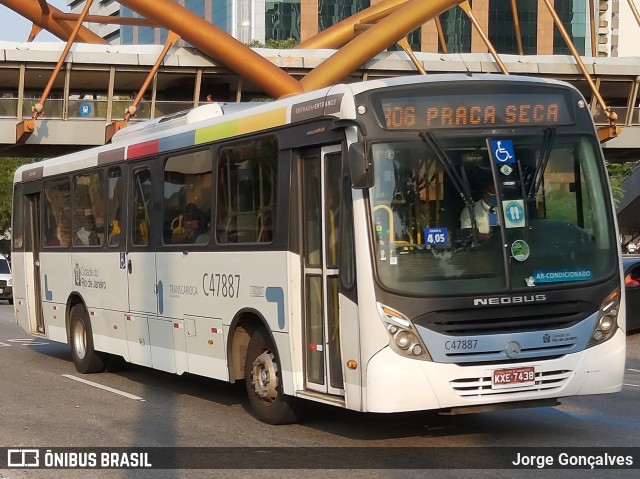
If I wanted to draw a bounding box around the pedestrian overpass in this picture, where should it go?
[3,41,640,237]
[2,41,640,159]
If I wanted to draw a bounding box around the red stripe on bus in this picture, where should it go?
[128,139,160,159]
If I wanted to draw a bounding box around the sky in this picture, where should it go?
[0,0,68,42]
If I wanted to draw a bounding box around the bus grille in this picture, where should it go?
[450,369,572,398]
[415,302,595,335]
[0,280,6,288]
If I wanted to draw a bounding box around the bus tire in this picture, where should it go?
[244,328,299,424]
[70,304,106,374]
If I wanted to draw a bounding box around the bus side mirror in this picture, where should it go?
[348,142,373,189]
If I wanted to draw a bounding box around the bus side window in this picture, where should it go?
[73,172,104,247]
[12,184,24,251]
[107,167,122,247]
[43,177,72,247]
[132,169,152,246]
[163,149,213,246]
[216,137,278,244]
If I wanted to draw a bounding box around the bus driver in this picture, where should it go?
[460,179,499,241]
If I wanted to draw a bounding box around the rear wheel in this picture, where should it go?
[244,328,299,424]
[70,304,106,373]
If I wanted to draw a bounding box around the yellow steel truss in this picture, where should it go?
[1,0,627,142]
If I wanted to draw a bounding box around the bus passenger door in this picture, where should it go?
[301,146,344,396]
[127,166,158,315]
[24,193,45,334]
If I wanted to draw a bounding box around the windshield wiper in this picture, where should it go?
[528,127,556,199]
[420,131,483,244]
[420,131,474,206]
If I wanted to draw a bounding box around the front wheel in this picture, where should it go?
[70,304,106,374]
[244,328,299,424]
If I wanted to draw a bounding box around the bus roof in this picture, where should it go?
[14,73,579,185]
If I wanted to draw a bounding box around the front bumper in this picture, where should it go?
[364,328,625,413]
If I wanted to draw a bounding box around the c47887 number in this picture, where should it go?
[203,273,240,298]
[444,339,478,351]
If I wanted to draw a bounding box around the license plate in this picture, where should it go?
[492,366,535,388]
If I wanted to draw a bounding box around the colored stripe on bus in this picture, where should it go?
[128,139,160,159]
[194,108,287,144]
[237,108,287,134]
[195,120,237,144]
[159,131,195,153]
[98,147,125,165]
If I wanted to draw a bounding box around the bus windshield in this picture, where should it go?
[367,133,617,295]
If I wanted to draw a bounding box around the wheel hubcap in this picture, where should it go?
[251,350,278,402]
[73,320,87,360]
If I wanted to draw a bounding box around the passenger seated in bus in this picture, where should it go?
[460,179,498,242]
[172,203,209,244]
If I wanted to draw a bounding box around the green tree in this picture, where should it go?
[0,157,36,235]
[247,38,298,49]
[606,161,638,208]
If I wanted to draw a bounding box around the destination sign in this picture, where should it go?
[377,92,573,129]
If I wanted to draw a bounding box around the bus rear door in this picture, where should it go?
[125,164,158,368]
[24,191,45,335]
[127,165,158,314]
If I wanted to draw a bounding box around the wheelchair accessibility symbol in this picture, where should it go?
[490,139,515,164]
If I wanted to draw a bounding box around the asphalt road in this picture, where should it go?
[0,302,639,479]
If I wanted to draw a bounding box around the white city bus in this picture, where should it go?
[12,74,625,424]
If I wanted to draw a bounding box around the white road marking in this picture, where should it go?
[628,368,640,373]
[7,338,50,346]
[62,374,146,401]
[623,383,640,388]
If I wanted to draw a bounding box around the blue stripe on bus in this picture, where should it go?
[265,287,285,330]
[157,280,164,315]
[159,131,195,154]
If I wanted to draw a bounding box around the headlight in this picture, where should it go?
[7,278,11,287]
[378,303,431,361]
[587,289,620,347]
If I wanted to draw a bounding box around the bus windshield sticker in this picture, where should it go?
[500,164,513,176]
[525,276,536,287]
[423,227,449,247]
[532,269,593,283]
[511,240,530,262]
[490,139,515,165]
[502,199,525,228]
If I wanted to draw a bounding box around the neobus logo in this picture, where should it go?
[473,294,547,306]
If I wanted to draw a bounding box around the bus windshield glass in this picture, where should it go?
[367,133,616,295]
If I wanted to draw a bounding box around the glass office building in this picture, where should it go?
[72,0,597,56]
